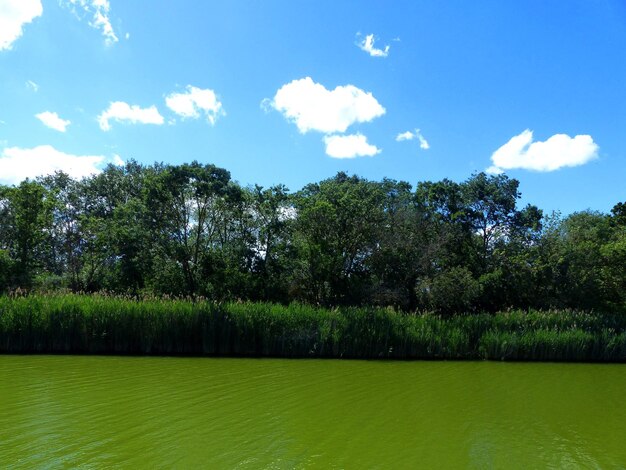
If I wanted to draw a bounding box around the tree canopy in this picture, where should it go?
[0,161,624,314]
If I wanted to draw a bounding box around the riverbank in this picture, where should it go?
[1,294,625,361]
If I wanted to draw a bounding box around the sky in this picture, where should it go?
[1,0,625,215]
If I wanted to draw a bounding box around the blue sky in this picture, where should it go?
[1,0,625,214]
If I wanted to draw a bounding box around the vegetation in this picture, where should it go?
[0,160,625,360]
[1,294,625,361]
[1,161,625,315]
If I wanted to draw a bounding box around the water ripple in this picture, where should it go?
[1,357,625,468]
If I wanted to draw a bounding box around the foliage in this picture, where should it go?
[0,164,623,314]
[1,294,625,362]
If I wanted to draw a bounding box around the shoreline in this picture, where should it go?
[1,351,626,364]
[1,294,625,362]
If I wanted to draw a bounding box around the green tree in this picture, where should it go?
[414,178,475,274]
[293,172,385,305]
[610,202,626,226]
[84,162,155,292]
[144,161,237,296]
[462,172,541,272]
[557,211,613,310]
[368,179,430,310]
[0,181,53,288]
[249,184,295,302]
[416,266,481,315]
[0,249,13,292]
[38,172,84,290]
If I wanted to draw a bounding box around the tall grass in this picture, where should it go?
[1,294,625,361]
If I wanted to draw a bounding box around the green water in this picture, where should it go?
[1,357,625,469]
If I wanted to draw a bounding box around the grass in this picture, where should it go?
[1,294,625,362]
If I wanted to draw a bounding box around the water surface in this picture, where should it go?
[1,356,625,468]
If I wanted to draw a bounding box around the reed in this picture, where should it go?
[1,294,625,362]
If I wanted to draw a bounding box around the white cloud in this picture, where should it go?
[165,85,225,125]
[35,111,71,132]
[111,154,125,166]
[0,145,121,184]
[61,0,118,46]
[357,33,390,58]
[26,80,39,92]
[260,98,273,114]
[485,166,504,175]
[418,135,430,150]
[98,101,164,131]
[396,131,414,141]
[323,133,381,159]
[487,129,599,174]
[396,128,430,149]
[269,77,385,134]
[0,0,42,51]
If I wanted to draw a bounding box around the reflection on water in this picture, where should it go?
[1,356,625,468]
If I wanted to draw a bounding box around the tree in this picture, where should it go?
[610,202,626,227]
[38,172,84,290]
[292,172,385,305]
[414,178,475,274]
[144,161,236,296]
[601,228,626,309]
[557,211,613,310]
[0,181,53,288]
[368,179,430,310]
[416,266,481,315]
[0,249,13,292]
[249,184,295,302]
[462,172,541,272]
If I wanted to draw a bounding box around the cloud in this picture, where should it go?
[35,111,71,132]
[0,0,43,51]
[0,145,121,184]
[396,131,414,142]
[396,128,430,149]
[323,133,381,159]
[165,85,225,124]
[269,77,385,134]
[111,154,125,166]
[26,80,39,92]
[487,129,599,174]
[357,33,390,58]
[418,135,430,150]
[61,0,118,46]
[260,98,273,113]
[98,101,164,131]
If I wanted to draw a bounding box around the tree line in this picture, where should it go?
[1,161,625,314]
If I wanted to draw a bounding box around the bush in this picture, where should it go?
[1,294,625,362]
[417,267,481,315]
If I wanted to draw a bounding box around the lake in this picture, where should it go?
[1,356,625,468]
